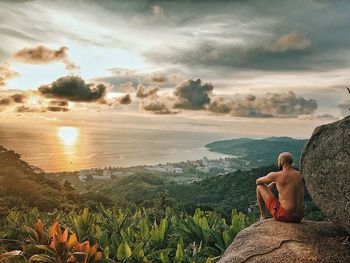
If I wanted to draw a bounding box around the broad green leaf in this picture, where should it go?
[160,251,169,263]
[175,243,183,261]
[117,241,132,261]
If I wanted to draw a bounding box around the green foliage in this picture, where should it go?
[1,206,251,262]
[205,137,307,168]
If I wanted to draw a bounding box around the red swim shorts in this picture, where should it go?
[265,196,303,223]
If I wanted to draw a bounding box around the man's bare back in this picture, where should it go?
[270,168,304,214]
[256,152,304,222]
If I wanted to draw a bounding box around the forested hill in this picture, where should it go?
[163,165,323,220]
[0,146,112,215]
[205,137,308,167]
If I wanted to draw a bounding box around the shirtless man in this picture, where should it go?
[256,152,304,223]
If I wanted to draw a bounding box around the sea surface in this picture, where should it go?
[0,121,231,172]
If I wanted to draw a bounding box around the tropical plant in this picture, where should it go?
[1,206,251,262]
[0,219,106,263]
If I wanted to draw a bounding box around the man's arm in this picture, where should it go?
[256,172,277,186]
[267,182,276,190]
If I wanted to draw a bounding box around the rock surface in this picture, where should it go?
[218,219,350,263]
[301,116,350,233]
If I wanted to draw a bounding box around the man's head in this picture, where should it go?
[278,152,293,170]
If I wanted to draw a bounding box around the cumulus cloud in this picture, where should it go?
[136,84,159,98]
[47,100,69,112]
[142,101,174,115]
[118,81,134,93]
[173,79,213,109]
[149,72,168,84]
[208,91,317,118]
[0,93,27,106]
[12,45,79,70]
[267,32,311,53]
[15,105,46,113]
[38,75,107,102]
[116,93,132,105]
[0,64,19,86]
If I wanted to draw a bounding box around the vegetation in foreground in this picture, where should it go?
[0,205,252,262]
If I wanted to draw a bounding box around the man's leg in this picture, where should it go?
[256,184,276,220]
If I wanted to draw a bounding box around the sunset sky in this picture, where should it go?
[1,0,350,168]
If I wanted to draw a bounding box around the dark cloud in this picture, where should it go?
[0,97,11,106]
[46,106,69,112]
[48,100,69,107]
[173,78,213,109]
[38,75,107,102]
[141,1,350,72]
[142,101,174,115]
[10,93,27,103]
[117,93,132,105]
[0,93,27,106]
[47,100,69,112]
[12,45,79,70]
[144,38,315,72]
[208,91,317,117]
[15,105,45,113]
[0,64,19,86]
[149,73,168,84]
[136,84,159,98]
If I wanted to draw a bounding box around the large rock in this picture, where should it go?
[301,116,350,233]
[218,219,350,263]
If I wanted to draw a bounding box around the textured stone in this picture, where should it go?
[218,219,350,263]
[301,116,350,233]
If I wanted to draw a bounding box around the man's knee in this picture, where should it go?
[256,184,266,192]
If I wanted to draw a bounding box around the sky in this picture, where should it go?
[0,0,350,139]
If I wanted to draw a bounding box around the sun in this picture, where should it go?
[58,127,79,146]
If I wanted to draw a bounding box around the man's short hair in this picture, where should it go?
[278,152,293,166]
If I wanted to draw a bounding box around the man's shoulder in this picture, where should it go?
[268,171,281,179]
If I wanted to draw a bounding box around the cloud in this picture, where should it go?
[144,39,315,72]
[0,64,19,86]
[0,93,27,106]
[118,81,135,93]
[38,75,107,102]
[337,100,350,116]
[267,32,311,53]
[142,100,173,115]
[173,79,213,109]
[12,45,79,70]
[116,93,132,105]
[316,114,337,120]
[15,105,45,113]
[136,84,159,98]
[208,91,317,117]
[149,72,168,84]
[47,100,69,112]
[152,5,164,16]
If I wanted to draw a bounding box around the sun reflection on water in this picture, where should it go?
[57,126,79,169]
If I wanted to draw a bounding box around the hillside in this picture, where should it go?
[0,146,111,215]
[205,137,307,167]
[62,164,323,221]
[163,165,323,220]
